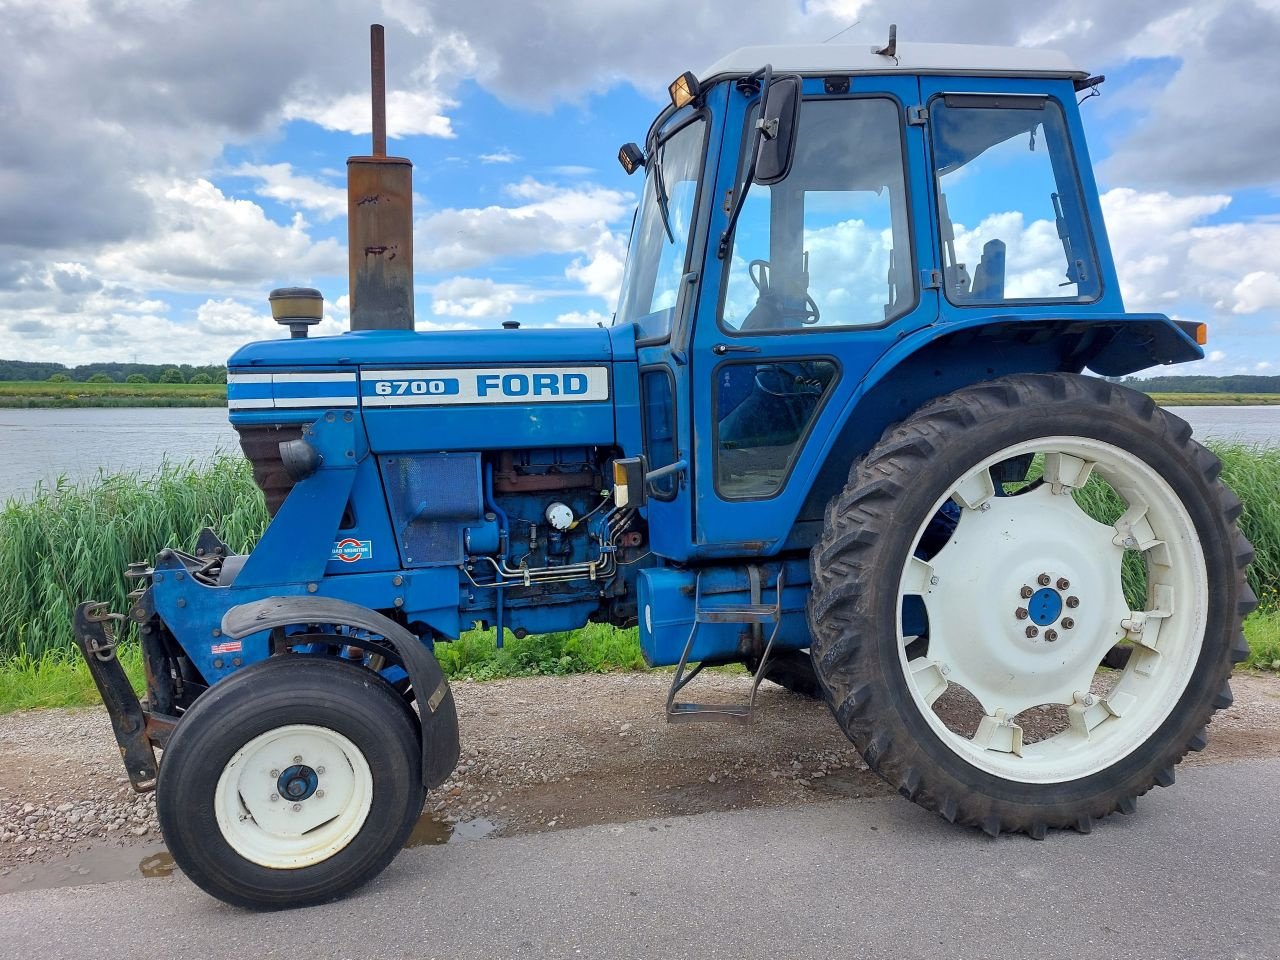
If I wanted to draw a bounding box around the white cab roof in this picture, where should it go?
[701,42,1088,82]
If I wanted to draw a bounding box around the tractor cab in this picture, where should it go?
[614,41,1138,562]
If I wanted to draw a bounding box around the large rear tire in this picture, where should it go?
[808,373,1255,837]
[157,656,423,909]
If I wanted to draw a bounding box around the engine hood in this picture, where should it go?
[228,325,628,368]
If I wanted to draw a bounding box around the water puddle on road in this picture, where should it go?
[0,813,502,896]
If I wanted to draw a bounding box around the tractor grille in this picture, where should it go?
[234,423,304,516]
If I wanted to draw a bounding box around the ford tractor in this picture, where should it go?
[73,26,1255,909]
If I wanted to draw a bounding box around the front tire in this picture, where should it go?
[809,373,1255,837]
[157,656,423,909]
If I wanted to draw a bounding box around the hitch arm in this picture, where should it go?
[73,602,159,792]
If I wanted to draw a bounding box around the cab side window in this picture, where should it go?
[930,95,1100,303]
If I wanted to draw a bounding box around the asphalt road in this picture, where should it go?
[2,759,1277,960]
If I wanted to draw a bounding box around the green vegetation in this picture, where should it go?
[87,373,114,384]
[1151,393,1280,406]
[158,367,185,384]
[126,373,150,384]
[1123,374,1280,395]
[0,380,225,408]
[0,442,1277,713]
[1,358,226,384]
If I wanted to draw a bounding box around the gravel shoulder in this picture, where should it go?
[3,670,1279,878]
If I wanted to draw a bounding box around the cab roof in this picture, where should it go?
[701,42,1088,82]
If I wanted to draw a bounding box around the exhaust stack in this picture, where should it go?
[347,24,415,331]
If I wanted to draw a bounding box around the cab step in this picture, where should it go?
[665,568,785,725]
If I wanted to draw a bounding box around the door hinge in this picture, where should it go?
[908,105,929,125]
[922,268,943,289]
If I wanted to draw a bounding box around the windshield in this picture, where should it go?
[615,116,707,340]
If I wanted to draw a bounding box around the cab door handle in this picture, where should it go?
[712,343,760,355]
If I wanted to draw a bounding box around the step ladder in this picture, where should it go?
[666,567,785,725]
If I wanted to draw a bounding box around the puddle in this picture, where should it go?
[0,813,502,896]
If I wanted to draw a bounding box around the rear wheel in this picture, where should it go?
[809,373,1254,837]
[157,656,423,909]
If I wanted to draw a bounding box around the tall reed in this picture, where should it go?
[0,458,266,658]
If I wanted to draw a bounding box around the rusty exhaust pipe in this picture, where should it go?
[347,23,414,331]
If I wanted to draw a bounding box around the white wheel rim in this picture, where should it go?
[214,724,374,869]
[896,436,1208,784]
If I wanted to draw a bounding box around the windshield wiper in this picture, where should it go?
[651,144,676,244]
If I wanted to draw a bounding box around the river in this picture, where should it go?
[1,404,1276,502]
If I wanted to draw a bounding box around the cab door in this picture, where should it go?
[687,74,938,555]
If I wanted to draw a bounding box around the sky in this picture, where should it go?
[1,0,1278,377]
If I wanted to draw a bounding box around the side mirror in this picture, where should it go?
[754,75,802,185]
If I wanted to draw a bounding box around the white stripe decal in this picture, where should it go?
[227,398,275,410]
[277,396,358,408]
[227,373,273,384]
[273,372,357,383]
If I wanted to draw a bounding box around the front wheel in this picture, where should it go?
[157,656,424,909]
[809,373,1255,837]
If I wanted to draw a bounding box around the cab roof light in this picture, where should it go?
[617,142,645,175]
[668,71,701,109]
[1195,323,1208,345]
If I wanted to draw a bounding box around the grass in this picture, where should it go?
[1147,393,1280,406]
[0,439,1277,714]
[0,380,225,408]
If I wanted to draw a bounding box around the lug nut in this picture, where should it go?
[1045,629,1059,642]
[292,803,302,812]
[1057,578,1070,590]
[316,789,325,799]
[270,769,280,778]
[1015,607,1029,620]
[1037,573,1051,586]
[1026,626,1039,638]
[269,793,279,802]
[293,755,303,763]
[1020,585,1034,599]
[1066,596,1080,608]
[1062,617,1075,629]
[316,766,325,775]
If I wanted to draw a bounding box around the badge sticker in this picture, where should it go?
[332,538,373,563]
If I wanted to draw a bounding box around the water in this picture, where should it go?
[0,408,238,501]
[0,404,1276,502]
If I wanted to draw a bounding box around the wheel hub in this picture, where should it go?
[1027,587,1063,626]
[277,764,319,802]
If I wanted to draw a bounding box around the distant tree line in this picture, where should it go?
[1118,374,1280,394]
[0,360,227,385]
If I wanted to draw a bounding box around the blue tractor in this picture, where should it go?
[74,26,1254,909]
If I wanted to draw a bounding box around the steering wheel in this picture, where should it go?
[747,259,821,325]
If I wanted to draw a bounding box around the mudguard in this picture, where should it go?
[220,596,460,789]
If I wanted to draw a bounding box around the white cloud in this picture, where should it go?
[1208,350,1228,362]
[230,163,347,220]
[95,178,345,291]
[283,89,458,140]
[565,230,628,309]
[479,150,519,164]
[416,178,632,272]
[430,276,545,318]
[551,309,610,327]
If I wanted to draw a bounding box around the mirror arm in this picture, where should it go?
[717,64,773,260]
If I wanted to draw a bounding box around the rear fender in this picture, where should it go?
[220,596,459,789]
[794,314,1200,528]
